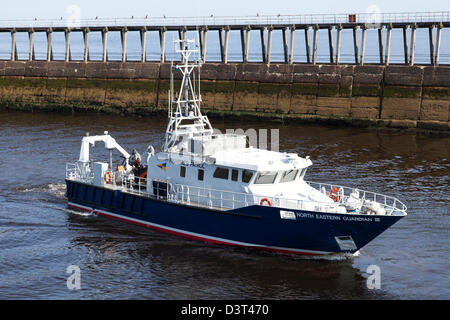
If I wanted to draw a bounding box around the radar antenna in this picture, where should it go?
[162,39,213,152]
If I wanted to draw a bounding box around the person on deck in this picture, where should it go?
[129,149,142,176]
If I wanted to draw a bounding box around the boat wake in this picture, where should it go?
[17,183,66,199]
[64,208,93,217]
[296,251,358,261]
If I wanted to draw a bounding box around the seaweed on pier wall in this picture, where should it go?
[0,61,448,132]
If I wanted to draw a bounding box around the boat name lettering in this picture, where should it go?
[343,216,373,222]
[296,212,315,219]
[315,214,341,221]
[295,212,341,220]
[295,213,376,222]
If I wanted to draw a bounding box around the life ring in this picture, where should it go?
[260,198,272,206]
[330,187,340,202]
[104,171,113,184]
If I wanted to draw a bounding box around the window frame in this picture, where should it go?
[242,170,254,184]
[254,171,278,184]
[280,169,299,183]
[198,169,204,181]
[213,167,229,180]
[231,169,239,182]
[299,168,307,179]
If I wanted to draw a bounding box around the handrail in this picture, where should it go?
[304,181,408,212]
[1,11,450,29]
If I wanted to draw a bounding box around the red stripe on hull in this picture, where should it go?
[68,204,92,212]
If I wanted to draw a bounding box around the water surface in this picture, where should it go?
[0,111,448,299]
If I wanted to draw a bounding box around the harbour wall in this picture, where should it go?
[0,60,449,131]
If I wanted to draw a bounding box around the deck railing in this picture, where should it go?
[65,162,407,216]
[305,181,408,213]
[66,162,94,183]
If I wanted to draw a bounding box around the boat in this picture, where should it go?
[65,39,407,257]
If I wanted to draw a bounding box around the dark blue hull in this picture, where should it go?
[65,180,404,256]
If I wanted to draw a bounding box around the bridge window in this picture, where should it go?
[242,170,253,183]
[213,167,229,180]
[231,169,239,182]
[180,166,186,178]
[198,169,204,181]
[280,169,298,183]
[254,171,278,184]
[299,168,307,179]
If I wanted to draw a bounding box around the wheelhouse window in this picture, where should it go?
[180,166,186,178]
[198,169,204,181]
[254,171,278,184]
[280,169,298,183]
[242,170,253,183]
[299,168,307,179]
[231,169,239,182]
[213,167,229,180]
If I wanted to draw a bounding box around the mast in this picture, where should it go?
[162,39,213,153]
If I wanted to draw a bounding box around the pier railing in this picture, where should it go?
[2,11,450,28]
[2,11,450,65]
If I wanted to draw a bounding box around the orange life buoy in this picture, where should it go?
[104,171,113,184]
[330,187,340,202]
[260,198,272,206]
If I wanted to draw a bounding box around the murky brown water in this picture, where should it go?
[0,110,448,299]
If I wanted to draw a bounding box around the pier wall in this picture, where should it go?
[0,60,448,131]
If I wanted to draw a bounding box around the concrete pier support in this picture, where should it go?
[159,28,166,63]
[409,24,416,66]
[28,29,34,61]
[11,30,17,61]
[335,25,342,64]
[121,28,127,62]
[178,29,186,50]
[352,26,359,64]
[435,23,442,66]
[360,25,367,65]
[245,28,250,63]
[46,29,53,62]
[260,28,266,63]
[312,26,318,65]
[198,28,208,62]
[385,25,392,65]
[328,27,334,64]
[288,26,295,64]
[219,27,229,64]
[83,28,89,63]
[102,28,108,62]
[267,27,273,64]
[65,29,71,62]
[140,28,147,62]
[178,29,186,61]
[304,27,311,64]
[403,26,409,65]
[378,27,384,64]
[240,27,250,63]
[429,25,435,65]
[282,27,288,63]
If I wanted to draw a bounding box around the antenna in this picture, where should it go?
[162,38,213,153]
[169,60,174,118]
